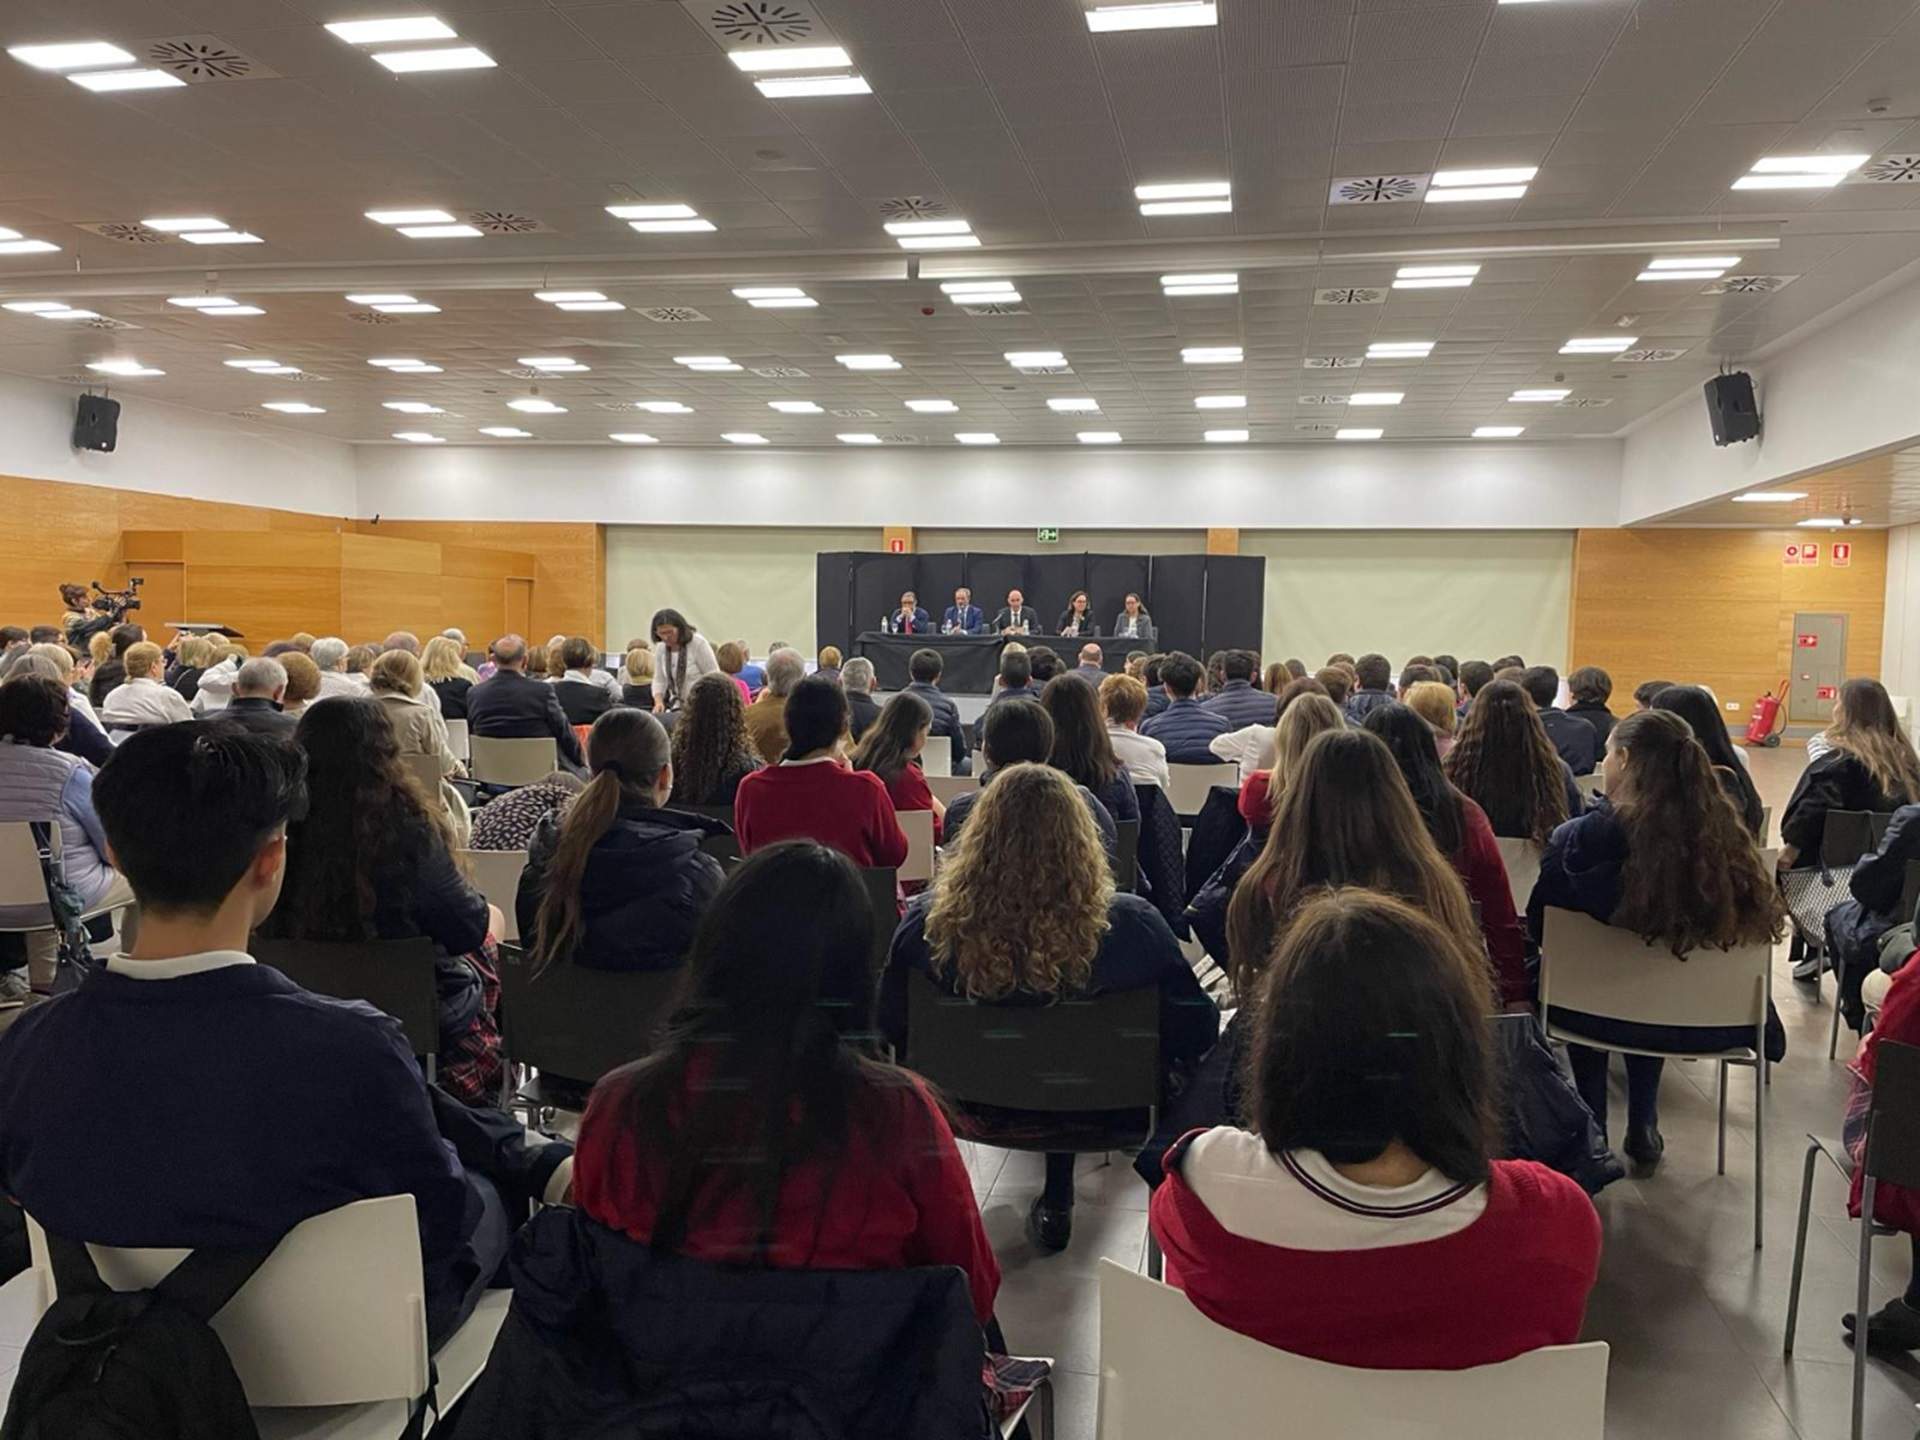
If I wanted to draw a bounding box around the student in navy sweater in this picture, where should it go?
[0,723,571,1349]
[1202,650,1279,730]
[1140,651,1231,762]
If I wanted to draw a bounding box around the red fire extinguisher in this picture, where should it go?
[1744,679,1787,747]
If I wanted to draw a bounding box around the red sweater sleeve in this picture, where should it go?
[888,765,942,844]
[865,773,910,869]
[895,1080,1000,1323]
[1458,800,1529,1004]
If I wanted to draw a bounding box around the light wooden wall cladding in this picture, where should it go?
[1568,529,1887,721]
[348,519,603,646]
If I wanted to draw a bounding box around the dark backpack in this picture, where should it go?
[0,1232,275,1440]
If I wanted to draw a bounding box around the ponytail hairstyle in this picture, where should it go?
[532,707,672,974]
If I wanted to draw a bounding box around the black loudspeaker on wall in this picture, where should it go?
[1702,371,1760,447]
[73,393,121,453]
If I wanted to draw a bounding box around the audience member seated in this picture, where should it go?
[620,646,654,711]
[1826,796,1920,1035]
[713,640,756,704]
[815,644,843,686]
[1232,691,1344,835]
[1521,666,1597,776]
[23,645,110,765]
[735,645,765,694]
[1403,680,1459,757]
[1140,651,1231,762]
[1073,643,1105,684]
[553,636,616,727]
[905,647,970,774]
[1651,684,1764,839]
[423,635,474,720]
[1455,659,1494,711]
[987,648,1039,710]
[944,698,1118,857]
[371,648,471,841]
[309,636,362,701]
[167,634,214,704]
[1142,654,1170,717]
[1313,664,1351,709]
[743,647,804,765]
[1029,646,1066,686]
[383,630,422,657]
[652,609,719,714]
[189,643,245,715]
[1361,704,1529,1005]
[1632,678,1675,711]
[466,633,584,770]
[882,764,1217,1250]
[85,631,122,711]
[1443,679,1580,843]
[1781,677,1919,868]
[470,770,584,852]
[841,656,882,740]
[1527,710,1785,1169]
[519,708,724,977]
[1566,666,1617,747]
[100,641,193,730]
[1151,888,1600,1369]
[1834,960,1920,1350]
[1042,673,1141,841]
[733,676,908,870]
[1101,673,1170,790]
[260,698,505,1106]
[1341,653,1395,724]
[667,673,763,809]
[1211,676,1332,787]
[217,656,299,739]
[0,725,571,1351]
[851,691,944,844]
[1204,649,1279,729]
[278,651,321,718]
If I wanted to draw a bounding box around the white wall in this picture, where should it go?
[1883,524,1920,702]
[0,370,357,514]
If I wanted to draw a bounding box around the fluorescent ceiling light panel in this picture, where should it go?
[1559,336,1635,353]
[38,307,97,318]
[1194,395,1245,409]
[383,402,443,414]
[1078,431,1122,444]
[1181,346,1242,363]
[1204,429,1249,443]
[747,295,818,307]
[604,203,698,220]
[325,17,458,44]
[8,41,135,70]
[86,359,162,376]
[371,45,495,72]
[609,433,657,444]
[210,305,265,316]
[1509,387,1569,401]
[955,433,999,445]
[1636,268,1725,281]
[1162,282,1238,295]
[1732,490,1809,503]
[169,295,239,308]
[1431,167,1537,188]
[1048,398,1100,413]
[1392,276,1475,288]
[397,223,481,238]
[1648,256,1740,270]
[508,398,566,413]
[142,217,225,233]
[559,300,624,311]
[1798,517,1848,528]
[0,240,58,255]
[479,426,531,437]
[1423,185,1526,203]
[884,220,972,236]
[837,353,900,370]
[1335,427,1383,440]
[636,401,692,413]
[392,432,443,443]
[1730,173,1844,190]
[754,74,871,97]
[262,401,324,414]
[1367,341,1433,357]
[373,302,440,313]
[898,234,981,249]
[0,228,18,242]
[941,280,1016,294]
[255,365,303,375]
[1397,264,1482,278]
[674,355,740,371]
[1139,198,1231,215]
[1006,350,1066,368]
[1474,426,1525,438]
[2,300,66,313]
[365,209,454,226]
[1087,2,1218,31]
[769,400,822,413]
[1749,154,1869,174]
[369,357,426,367]
[1135,181,1230,200]
[180,230,263,245]
[520,356,579,368]
[726,45,852,73]
[723,432,769,444]
[69,69,184,91]
[628,219,716,233]
[1348,392,1404,406]
[225,358,279,369]
[536,290,607,303]
[837,433,881,444]
[731,286,806,299]
[347,293,417,306]
[905,399,957,413]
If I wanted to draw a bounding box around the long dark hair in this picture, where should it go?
[669,674,760,806]
[1652,684,1764,839]
[650,608,694,648]
[1040,673,1119,791]
[534,709,672,974]
[602,843,909,1257]
[850,690,932,782]
[652,608,695,707]
[276,697,451,941]
[1362,701,1465,855]
[1826,677,1920,804]
[1443,679,1568,844]
[1607,709,1785,956]
[782,675,849,760]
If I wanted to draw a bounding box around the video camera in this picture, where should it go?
[62,577,143,646]
[86,576,144,623]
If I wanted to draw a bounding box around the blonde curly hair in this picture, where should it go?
[923,762,1113,1000]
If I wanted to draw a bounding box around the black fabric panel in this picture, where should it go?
[850,553,917,640]
[855,635,1002,692]
[912,553,969,627]
[966,554,1031,623]
[1027,553,1091,634]
[1087,555,1152,642]
[815,553,856,657]
[1147,555,1207,657]
[1202,555,1267,659]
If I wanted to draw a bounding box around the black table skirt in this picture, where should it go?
[855,632,1004,692]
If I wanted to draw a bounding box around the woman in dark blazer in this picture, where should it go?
[1056,590,1099,638]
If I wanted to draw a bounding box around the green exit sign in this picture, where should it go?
[1036,527,1060,544]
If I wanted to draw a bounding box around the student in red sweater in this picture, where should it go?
[1361,702,1530,1005]
[572,842,1000,1323]
[851,690,944,845]
[1152,888,1600,1370]
[733,675,909,870]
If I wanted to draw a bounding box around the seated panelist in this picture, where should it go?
[991,589,1040,637]
[884,590,931,635]
[943,588,985,635]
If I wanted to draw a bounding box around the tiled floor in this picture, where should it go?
[971,743,1920,1440]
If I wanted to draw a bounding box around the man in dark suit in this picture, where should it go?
[1073,643,1106,685]
[906,647,971,773]
[465,633,584,768]
[842,657,883,741]
[884,591,931,635]
[943,587,984,635]
[220,657,299,739]
[991,589,1040,636]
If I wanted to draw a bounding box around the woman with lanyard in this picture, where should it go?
[649,608,720,716]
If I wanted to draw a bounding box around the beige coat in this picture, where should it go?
[375,689,471,845]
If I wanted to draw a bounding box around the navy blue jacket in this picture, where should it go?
[1342,687,1395,725]
[1540,708,1599,777]
[944,771,1116,857]
[466,669,584,766]
[907,680,970,772]
[883,607,931,635]
[1827,802,1920,972]
[1203,679,1278,730]
[1140,696,1232,764]
[942,604,984,635]
[56,705,112,767]
[1144,685,1170,719]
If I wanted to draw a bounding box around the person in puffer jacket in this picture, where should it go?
[517,707,725,975]
[1201,650,1279,730]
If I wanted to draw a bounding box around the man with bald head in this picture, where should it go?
[465,633,583,768]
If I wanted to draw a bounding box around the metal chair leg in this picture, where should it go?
[1830,980,1845,1060]
[1785,1138,1823,1354]
[1717,1061,1728,1175]
[1854,1175,1877,1440]
[1036,1375,1054,1440]
[1754,1056,1766,1250]
[1144,1229,1163,1281]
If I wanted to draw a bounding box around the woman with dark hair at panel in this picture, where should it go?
[260,697,505,1106]
[1362,703,1529,1005]
[1651,684,1765,840]
[733,675,908,870]
[1113,593,1154,645]
[666,673,763,810]
[519,707,725,977]
[882,764,1216,1250]
[851,690,944,844]
[1057,589,1098,638]
[649,608,720,715]
[1041,673,1140,838]
[1443,678,1580,844]
[1151,889,1599,1369]
[1528,709,1786,1169]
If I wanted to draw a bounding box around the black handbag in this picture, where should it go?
[27,821,98,991]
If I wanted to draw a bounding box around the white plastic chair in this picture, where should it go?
[1575,772,1605,800]
[919,743,953,778]
[897,808,936,884]
[444,718,470,763]
[469,736,558,787]
[458,848,530,944]
[0,820,131,935]
[1492,836,1542,917]
[21,1196,506,1434]
[1164,762,1237,819]
[927,774,979,807]
[1093,1260,1608,1440]
[1540,904,1773,1247]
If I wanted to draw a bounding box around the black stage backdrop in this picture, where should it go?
[815,551,1265,678]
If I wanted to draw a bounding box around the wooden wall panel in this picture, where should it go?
[184,566,344,646]
[1568,528,1888,722]
[440,574,509,645]
[340,568,444,643]
[351,518,602,644]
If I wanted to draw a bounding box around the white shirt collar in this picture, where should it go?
[105,950,255,981]
[780,753,842,767]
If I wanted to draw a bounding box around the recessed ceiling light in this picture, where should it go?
[397,224,482,239]
[325,17,458,44]
[7,41,135,70]
[1637,268,1728,281]
[754,74,871,97]
[898,233,981,250]
[1432,167,1537,188]
[180,230,263,245]
[225,357,279,369]
[1348,392,1404,406]
[209,305,265,316]
[837,353,901,370]
[508,398,566,414]
[610,433,658,444]
[769,400,823,414]
[38,307,97,318]
[86,359,164,377]
[383,402,444,414]
[0,239,59,255]
[1393,263,1479,289]
[837,433,882,444]
[2,300,67,313]
[732,286,805,299]
[1367,340,1433,358]
[1749,154,1868,174]
[365,209,454,226]
[535,290,605,303]
[941,280,1016,295]
[1509,387,1570,402]
[723,432,769,445]
[1006,350,1067,369]
[142,217,226,233]
[1647,256,1740,270]
[1798,517,1850,528]
[1048,398,1100,413]
[1732,490,1809,503]
[1425,185,1526,203]
[674,355,741,372]
[1559,336,1635,353]
[727,44,852,72]
[1140,199,1232,216]
[1474,426,1525,438]
[262,401,325,414]
[369,357,425,367]
[388,364,439,373]
[1194,395,1245,409]
[955,432,1000,445]
[603,203,695,224]
[1335,427,1383,440]
[374,302,440,314]
[1181,345,1242,363]
[747,295,818,307]
[480,426,531,438]
[346,293,418,306]
[1204,429,1249,443]
[371,45,495,73]
[169,295,239,308]
[1087,2,1218,32]
[884,219,971,236]
[393,431,443,443]
[628,218,717,233]
[1078,431,1122,444]
[519,356,580,369]
[255,365,303,375]
[1161,271,1238,296]
[636,401,692,414]
[1135,181,1230,200]
[69,69,185,91]
[905,399,957,413]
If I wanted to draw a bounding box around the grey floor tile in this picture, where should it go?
[1753,1354,1920,1440]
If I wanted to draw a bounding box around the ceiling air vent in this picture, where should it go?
[1294,422,1341,433]
[347,310,400,325]
[81,316,138,331]
[1296,395,1349,405]
[960,301,1029,316]
[640,307,711,323]
[1853,156,1920,184]
[878,196,950,221]
[750,365,810,378]
[1702,275,1798,294]
[1303,356,1363,369]
[877,434,922,445]
[77,222,172,245]
[143,35,279,82]
[1314,287,1386,305]
[690,1,821,45]
[1328,175,1427,205]
[1556,397,1613,408]
[1616,348,1686,363]
[829,407,877,418]
[465,210,550,234]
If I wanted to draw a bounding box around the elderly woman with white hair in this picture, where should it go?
[308,636,365,701]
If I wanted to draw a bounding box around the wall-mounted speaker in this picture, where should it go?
[73,393,121,453]
[1703,371,1760,447]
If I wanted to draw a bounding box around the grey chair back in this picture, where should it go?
[861,867,899,972]
[497,943,684,1090]
[1821,810,1878,869]
[251,937,439,1059]
[1867,1040,1920,1191]
[1112,818,1139,894]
